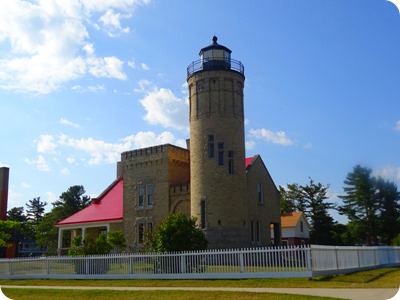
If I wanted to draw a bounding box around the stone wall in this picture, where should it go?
[121,144,190,249]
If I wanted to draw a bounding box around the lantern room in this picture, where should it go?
[187,36,244,79]
[199,35,231,70]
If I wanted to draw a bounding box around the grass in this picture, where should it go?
[1,267,399,288]
[1,267,398,299]
[1,289,337,300]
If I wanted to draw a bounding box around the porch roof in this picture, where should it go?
[56,178,123,226]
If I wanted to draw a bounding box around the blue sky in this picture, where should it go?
[1,0,399,224]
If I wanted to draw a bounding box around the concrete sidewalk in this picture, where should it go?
[1,285,399,300]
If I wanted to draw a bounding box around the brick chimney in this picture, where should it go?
[0,167,9,221]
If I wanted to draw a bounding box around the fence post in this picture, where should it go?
[305,246,312,273]
[239,252,244,273]
[129,256,134,274]
[85,258,89,274]
[335,247,339,270]
[47,258,50,275]
[386,247,390,265]
[180,253,186,274]
[8,259,13,276]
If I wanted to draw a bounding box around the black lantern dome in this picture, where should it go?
[187,36,244,78]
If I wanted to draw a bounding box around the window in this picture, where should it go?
[138,186,144,207]
[251,221,261,244]
[257,182,264,204]
[300,221,304,232]
[218,142,224,165]
[256,221,261,243]
[208,135,214,158]
[146,184,154,206]
[228,151,234,174]
[147,222,153,234]
[200,200,206,229]
[138,223,144,244]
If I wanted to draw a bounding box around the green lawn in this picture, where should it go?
[1,289,338,300]
[1,267,398,300]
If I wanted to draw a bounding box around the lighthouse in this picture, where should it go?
[187,36,248,248]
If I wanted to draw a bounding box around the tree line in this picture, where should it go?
[2,185,91,255]
[280,164,400,246]
[1,163,399,255]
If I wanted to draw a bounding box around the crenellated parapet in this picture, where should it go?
[169,183,190,195]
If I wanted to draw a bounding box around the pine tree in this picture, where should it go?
[282,178,337,245]
[26,197,47,226]
[339,165,380,245]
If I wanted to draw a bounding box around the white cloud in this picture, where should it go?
[60,118,80,128]
[245,140,256,150]
[99,9,130,37]
[36,134,58,153]
[0,0,149,94]
[30,130,185,168]
[124,131,186,148]
[46,191,57,204]
[127,60,136,69]
[66,157,78,165]
[58,134,130,165]
[7,188,22,208]
[139,87,189,131]
[71,84,105,93]
[141,63,150,70]
[249,128,293,146]
[83,43,95,56]
[61,167,70,175]
[134,79,153,93]
[395,120,400,132]
[21,182,31,189]
[374,166,400,182]
[88,56,126,80]
[25,155,51,172]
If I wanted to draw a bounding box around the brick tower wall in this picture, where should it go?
[188,70,248,249]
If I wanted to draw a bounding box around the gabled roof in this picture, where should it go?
[56,178,123,227]
[281,212,307,228]
[245,155,279,193]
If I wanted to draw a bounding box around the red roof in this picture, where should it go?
[245,156,254,168]
[56,178,123,226]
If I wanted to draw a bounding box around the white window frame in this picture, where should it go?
[146,184,154,207]
[138,186,144,208]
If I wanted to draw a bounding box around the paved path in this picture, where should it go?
[1,285,399,300]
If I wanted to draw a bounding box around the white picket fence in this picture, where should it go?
[0,245,399,280]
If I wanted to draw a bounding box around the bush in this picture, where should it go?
[67,230,126,275]
[67,230,126,256]
[145,212,208,253]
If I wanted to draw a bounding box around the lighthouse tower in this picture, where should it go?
[187,36,248,248]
